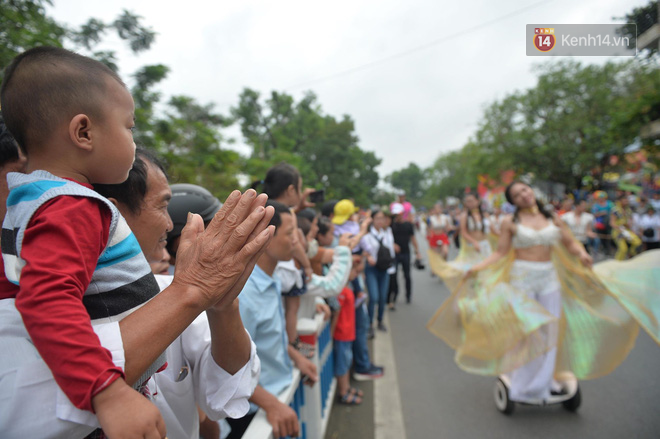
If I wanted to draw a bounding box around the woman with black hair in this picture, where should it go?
[428,180,660,407]
[459,192,491,260]
[362,209,396,333]
[463,181,590,402]
[427,193,492,291]
[252,163,315,355]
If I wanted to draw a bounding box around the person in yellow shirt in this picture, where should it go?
[610,194,642,260]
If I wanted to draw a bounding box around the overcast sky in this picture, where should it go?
[49,0,646,178]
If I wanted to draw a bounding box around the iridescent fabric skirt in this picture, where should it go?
[427,247,660,381]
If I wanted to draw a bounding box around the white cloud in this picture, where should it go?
[48,0,647,177]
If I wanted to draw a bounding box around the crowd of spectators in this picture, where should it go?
[422,188,660,263]
[0,46,428,439]
[1,45,657,439]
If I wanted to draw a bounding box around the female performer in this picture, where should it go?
[427,181,660,404]
[459,192,492,264]
[469,181,590,402]
[427,203,452,260]
[428,193,492,291]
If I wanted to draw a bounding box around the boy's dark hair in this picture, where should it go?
[296,214,312,237]
[297,207,316,223]
[1,46,125,153]
[94,148,167,215]
[0,112,20,166]
[317,215,333,236]
[266,200,292,231]
[251,162,300,200]
[320,200,338,218]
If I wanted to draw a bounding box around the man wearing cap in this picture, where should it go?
[166,183,223,269]
[390,202,421,305]
[391,191,415,223]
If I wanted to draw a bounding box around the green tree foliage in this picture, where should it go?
[0,0,65,78]
[385,163,426,202]
[421,59,659,200]
[1,1,243,200]
[131,64,171,149]
[424,144,482,204]
[129,66,243,199]
[0,2,155,78]
[616,1,659,57]
[151,96,241,199]
[232,88,382,207]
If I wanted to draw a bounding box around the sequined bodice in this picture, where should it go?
[512,223,561,249]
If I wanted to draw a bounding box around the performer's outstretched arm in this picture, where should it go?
[555,215,593,268]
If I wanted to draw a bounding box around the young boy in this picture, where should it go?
[0,47,166,438]
[230,201,318,439]
[334,254,364,405]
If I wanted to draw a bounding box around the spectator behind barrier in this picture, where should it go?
[255,163,314,368]
[229,201,318,439]
[165,182,222,268]
[0,47,272,439]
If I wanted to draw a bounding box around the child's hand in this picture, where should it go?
[92,379,166,439]
[315,302,331,321]
[359,217,372,234]
[303,265,313,283]
[338,233,352,247]
[300,187,317,209]
[265,400,299,438]
[306,216,319,242]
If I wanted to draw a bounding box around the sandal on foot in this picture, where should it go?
[338,391,362,405]
[348,387,364,398]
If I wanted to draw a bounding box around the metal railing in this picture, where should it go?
[243,313,336,439]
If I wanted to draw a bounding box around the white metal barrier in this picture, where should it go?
[243,313,336,439]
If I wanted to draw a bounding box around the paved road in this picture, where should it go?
[388,239,660,439]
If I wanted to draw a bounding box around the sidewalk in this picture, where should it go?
[324,312,406,439]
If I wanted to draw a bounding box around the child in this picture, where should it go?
[334,254,364,404]
[230,201,318,439]
[0,47,166,438]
